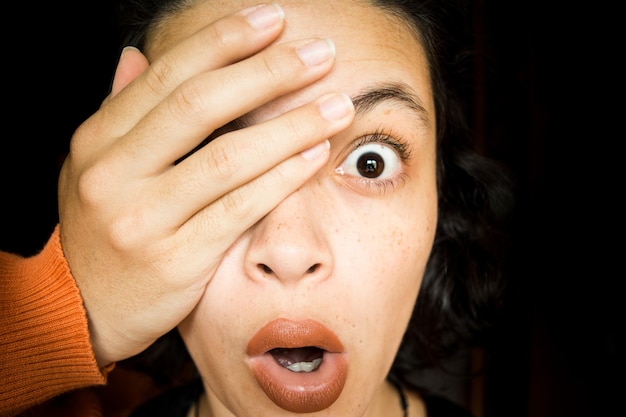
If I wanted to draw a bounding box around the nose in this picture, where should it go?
[244,189,332,286]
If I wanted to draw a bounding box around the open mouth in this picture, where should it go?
[247,319,348,413]
[270,346,324,372]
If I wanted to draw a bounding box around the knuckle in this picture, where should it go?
[218,189,249,220]
[67,123,91,159]
[170,78,208,124]
[76,163,114,207]
[258,51,288,83]
[204,140,240,180]
[204,19,235,51]
[67,116,107,161]
[256,41,313,86]
[268,161,291,182]
[144,58,177,96]
[107,208,147,252]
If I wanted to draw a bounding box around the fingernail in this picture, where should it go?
[296,38,335,66]
[318,93,354,121]
[112,46,141,95]
[245,3,284,30]
[116,46,140,69]
[121,45,140,58]
[301,140,330,161]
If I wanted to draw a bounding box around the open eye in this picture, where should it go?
[339,142,401,180]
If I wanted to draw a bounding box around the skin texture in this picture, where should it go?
[155,1,438,416]
[57,0,437,415]
[58,3,353,366]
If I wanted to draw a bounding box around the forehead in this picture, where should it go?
[149,0,434,121]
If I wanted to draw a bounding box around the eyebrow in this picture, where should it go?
[350,82,431,129]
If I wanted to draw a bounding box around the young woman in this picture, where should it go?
[3,1,511,416]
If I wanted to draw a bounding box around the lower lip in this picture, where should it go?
[248,352,348,413]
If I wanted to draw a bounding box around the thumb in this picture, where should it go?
[110,46,149,97]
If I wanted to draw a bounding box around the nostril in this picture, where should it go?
[255,263,323,278]
[259,264,273,274]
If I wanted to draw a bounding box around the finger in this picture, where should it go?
[81,4,287,150]
[111,37,338,176]
[148,92,355,229]
[180,139,332,258]
[108,47,150,99]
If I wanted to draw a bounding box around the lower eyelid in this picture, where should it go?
[339,175,405,196]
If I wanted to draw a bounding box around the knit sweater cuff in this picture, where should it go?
[0,225,108,416]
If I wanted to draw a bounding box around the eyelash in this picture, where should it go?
[337,129,412,194]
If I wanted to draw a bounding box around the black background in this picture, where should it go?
[1,1,620,416]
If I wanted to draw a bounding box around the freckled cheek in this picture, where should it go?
[368,212,435,304]
[341,223,426,367]
[386,236,425,300]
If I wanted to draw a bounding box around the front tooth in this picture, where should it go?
[286,358,322,372]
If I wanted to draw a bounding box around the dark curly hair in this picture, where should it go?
[114,0,514,396]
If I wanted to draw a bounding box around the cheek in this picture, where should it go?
[353,227,428,323]
[337,198,435,337]
[178,285,266,408]
[178,299,235,370]
[343,195,435,291]
[328,210,432,389]
[178,247,253,375]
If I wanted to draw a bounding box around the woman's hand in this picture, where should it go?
[57,4,355,367]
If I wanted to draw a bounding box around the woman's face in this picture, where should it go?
[157,1,438,415]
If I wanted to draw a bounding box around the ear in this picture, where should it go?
[110,46,150,97]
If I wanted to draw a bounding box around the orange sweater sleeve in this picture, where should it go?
[0,225,107,417]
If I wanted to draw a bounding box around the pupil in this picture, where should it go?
[358,152,384,178]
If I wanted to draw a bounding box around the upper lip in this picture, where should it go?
[246,318,345,356]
